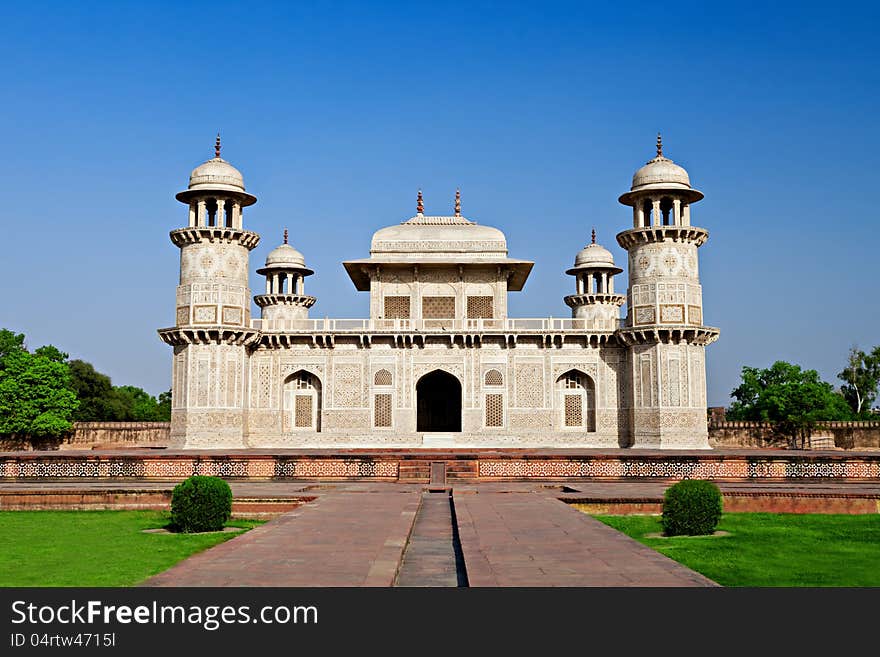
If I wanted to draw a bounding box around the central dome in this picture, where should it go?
[343,195,535,292]
[370,214,508,259]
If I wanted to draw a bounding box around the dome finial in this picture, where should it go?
[417,189,424,215]
[215,132,222,159]
[656,132,663,158]
[454,189,461,216]
[591,227,596,244]
[283,228,288,245]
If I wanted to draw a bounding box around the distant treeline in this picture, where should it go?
[0,328,169,441]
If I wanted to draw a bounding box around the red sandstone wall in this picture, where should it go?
[708,421,880,450]
[0,422,171,451]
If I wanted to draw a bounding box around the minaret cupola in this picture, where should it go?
[175,134,257,230]
[254,229,317,324]
[564,229,625,329]
[618,133,703,230]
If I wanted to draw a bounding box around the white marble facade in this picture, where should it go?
[159,136,719,449]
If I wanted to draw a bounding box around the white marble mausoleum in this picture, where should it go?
[159,135,719,449]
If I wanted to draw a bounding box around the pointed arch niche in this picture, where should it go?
[283,370,322,432]
[556,370,596,432]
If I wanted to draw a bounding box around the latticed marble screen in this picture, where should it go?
[374,369,392,386]
[422,296,455,319]
[467,296,494,319]
[484,369,503,386]
[384,296,410,319]
[295,395,313,428]
[564,394,582,427]
[374,393,392,428]
[485,393,504,427]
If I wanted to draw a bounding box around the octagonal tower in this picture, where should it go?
[158,136,261,448]
[616,135,719,448]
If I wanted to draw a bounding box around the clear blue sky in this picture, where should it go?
[1,1,877,407]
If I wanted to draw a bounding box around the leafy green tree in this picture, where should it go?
[0,329,79,440]
[0,329,27,363]
[157,389,171,421]
[728,360,852,448]
[838,346,880,418]
[113,385,167,421]
[68,359,121,421]
[69,360,169,421]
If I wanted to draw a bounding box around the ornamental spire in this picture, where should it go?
[283,228,288,245]
[215,132,222,158]
[454,189,461,216]
[591,227,596,244]
[656,132,663,158]
[417,189,424,215]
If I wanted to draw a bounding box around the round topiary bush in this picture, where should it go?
[170,475,232,533]
[661,479,722,536]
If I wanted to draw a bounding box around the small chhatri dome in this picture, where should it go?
[574,242,615,268]
[176,134,257,206]
[257,229,314,276]
[567,230,622,275]
[619,133,703,205]
[266,243,306,269]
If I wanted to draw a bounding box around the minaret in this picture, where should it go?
[254,229,316,326]
[158,136,261,448]
[616,135,719,448]
[564,229,626,331]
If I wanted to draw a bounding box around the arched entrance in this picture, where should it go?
[416,370,462,432]
[282,370,322,432]
[556,370,596,432]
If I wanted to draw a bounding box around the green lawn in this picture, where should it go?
[0,511,263,587]
[589,512,880,587]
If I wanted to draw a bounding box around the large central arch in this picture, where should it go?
[416,370,462,432]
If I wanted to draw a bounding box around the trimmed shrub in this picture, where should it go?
[661,479,722,536]
[170,475,232,533]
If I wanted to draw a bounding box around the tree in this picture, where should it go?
[0,329,26,363]
[68,359,120,421]
[157,389,171,421]
[69,359,169,421]
[114,385,167,421]
[838,346,880,418]
[727,361,852,448]
[0,329,79,441]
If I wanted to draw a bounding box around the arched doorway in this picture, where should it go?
[556,370,596,432]
[416,370,462,432]
[283,370,322,432]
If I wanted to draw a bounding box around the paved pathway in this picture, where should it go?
[144,485,716,587]
[145,490,420,587]
[455,490,716,586]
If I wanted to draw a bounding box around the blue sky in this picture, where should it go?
[0,1,877,406]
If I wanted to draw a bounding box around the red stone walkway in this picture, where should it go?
[454,490,716,586]
[143,484,716,587]
[145,489,421,587]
